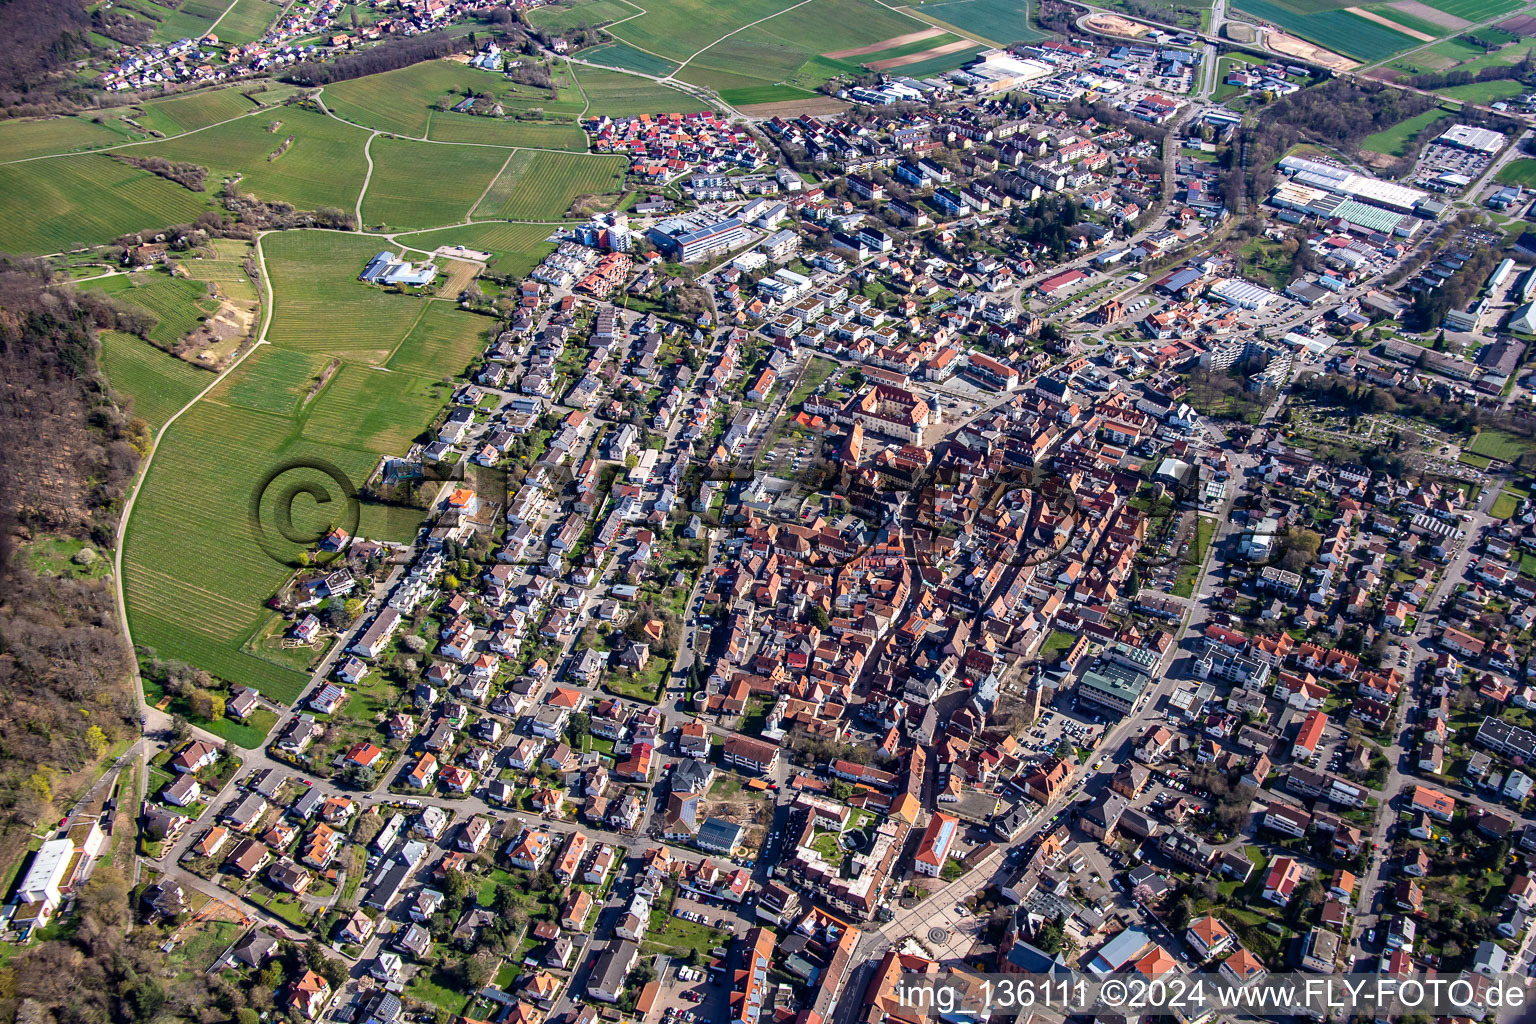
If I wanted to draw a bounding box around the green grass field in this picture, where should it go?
[470,149,626,220]
[1468,429,1535,463]
[362,137,511,230]
[212,0,282,44]
[1420,0,1522,18]
[98,330,216,430]
[385,304,491,377]
[678,0,938,92]
[151,0,228,42]
[139,104,370,213]
[83,270,222,349]
[393,221,559,276]
[1436,79,1524,104]
[718,84,822,105]
[909,0,1047,44]
[262,231,429,357]
[1359,107,1453,156]
[1497,159,1536,187]
[606,0,794,63]
[579,41,682,77]
[304,362,452,451]
[571,64,715,116]
[527,0,640,31]
[1231,0,1420,61]
[324,59,583,138]
[135,88,261,136]
[0,116,137,160]
[210,346,331,416]
[122,231,461,701]
[0,153,211,253]
[886,44,985,77]
[424,111,586,149]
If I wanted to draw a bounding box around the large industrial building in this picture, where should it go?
[1276,155,1429,215]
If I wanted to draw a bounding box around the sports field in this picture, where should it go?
[98,330,215,430]
[528,0,640,31]
[470,149,627,221]
[571,64,717,116]
[1232,0,1422,61]
[362,138,512,230]
[84,271,223,349]
[213,0,282,44]
[0,116,137,160]
[908,0,1048,45]
[393,222,560,277]
[140,104,371,213]
[0,154,211,254]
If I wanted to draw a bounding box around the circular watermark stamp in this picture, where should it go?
[250,458,361,568]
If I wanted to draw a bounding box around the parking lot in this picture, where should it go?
[1020,705,1107,761]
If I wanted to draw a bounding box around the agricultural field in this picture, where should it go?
[122,229,467,700]
[134,88,262,136]
[385,304,492,377]
[213,0,283,44]
[470,149,626,221]
[262,231,429,359]
[98,331,216,430]
[323,59,582,137]
[571,64,717,116]
[121,401,340,703]
[1231,0,1423,62]
[0,115,138,160]
[148,0,229,42]
[0,153,210,254]
[182,238,260,303]
[393,222,560,277]
[578,41,681,77]
[1359,106,1454,156]
[907,0,1049,45]
[303,362,451,452]
[139,104,370,212]
[889,43,987,76]
[1497,159,1536,187]
[82,270,223,350]
[1387,35,1536,77]
[210,346,332,416]
[362,138,512,230]
[1436,79,1525,103]
[423,111,586,150]
[528,0,640,31]
[678,0,941,93]
[1423,0,1523,19]
[604,0,798,63]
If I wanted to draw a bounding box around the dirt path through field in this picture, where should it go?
[867,37,974,70]
[824,27,943,58]
[1345,6,1435,42]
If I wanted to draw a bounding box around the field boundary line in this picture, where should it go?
[205,0,249,35]
[669,0,822,76]
[0,105,271,166]
[887,1,1001,48]
[469,148,521,219]
[113,231,276,723]
[380,300,436,367]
